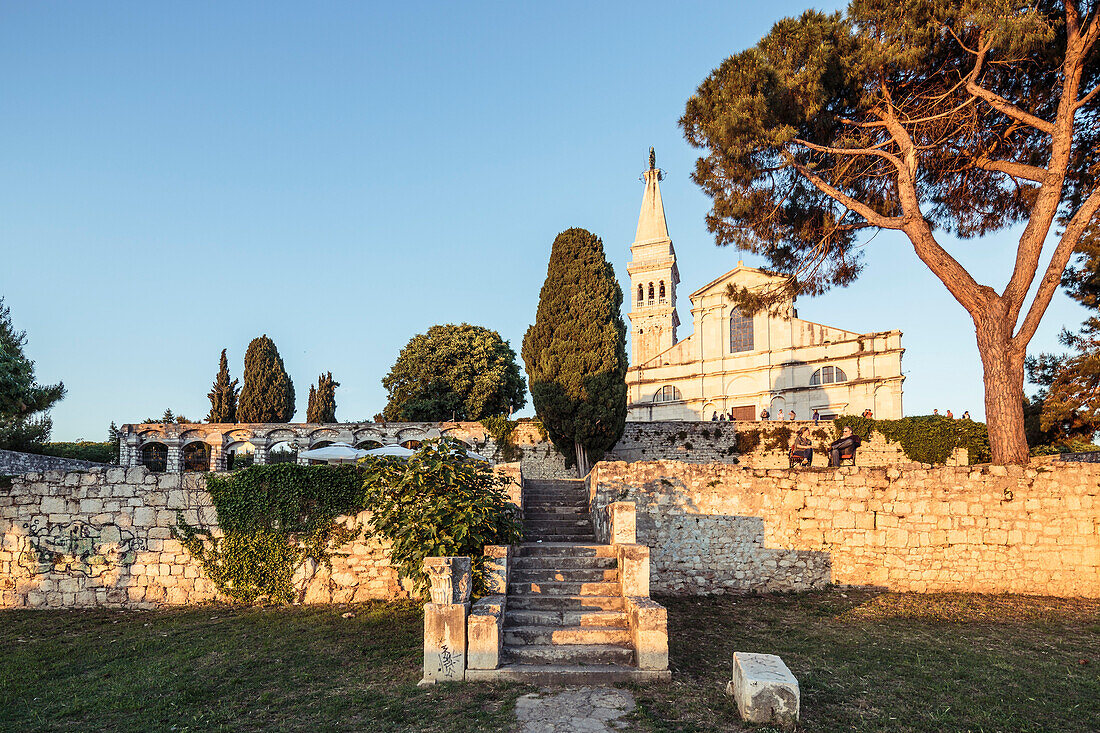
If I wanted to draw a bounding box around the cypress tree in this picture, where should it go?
[206,349,239,423]
[306,372,339,423]
[238,335,295,423]
[522,227,627,475]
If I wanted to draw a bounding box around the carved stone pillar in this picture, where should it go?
[420,556,471,685]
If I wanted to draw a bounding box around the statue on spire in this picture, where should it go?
[649,147,656,171]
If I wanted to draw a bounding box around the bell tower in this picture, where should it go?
[627,148,680,366]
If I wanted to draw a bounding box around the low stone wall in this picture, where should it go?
[0,449,111,475]
[0,467,407,609]
[588,460,1099,597]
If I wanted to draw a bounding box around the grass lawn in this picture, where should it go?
[633,590,1100,732]
[2,590,1097,732]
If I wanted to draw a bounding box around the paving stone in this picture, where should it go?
[514,686,636,733]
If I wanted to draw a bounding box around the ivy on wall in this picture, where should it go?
[480,414,522,462]
[175,440,521,604]
[174,463,365,604]
[834,415,991,465]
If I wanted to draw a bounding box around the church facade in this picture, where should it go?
[625,152,905,422]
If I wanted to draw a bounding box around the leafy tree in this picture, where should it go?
[238,335,295,423]
[306,372,339,423]
[680,1,1100,464]
[382,324,526,422]
[207,349,239,423]
[0,297,65,450]
[522,228,627,475]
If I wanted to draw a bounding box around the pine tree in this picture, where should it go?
[237,335,296,423]
[522,228,627,475]
[206,349,239,423]
[107,421,120,463]
[680,2,1099,463]
[0,297,65,450]
[306,372,339,423]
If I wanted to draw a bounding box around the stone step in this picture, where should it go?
[505,609,628,628]
[503,625,631,646]
[524,533,597,543]
[512,567,618,583]
[524,509,589,520]
[524,519,593,533]
[504,643,634,666]
[506,595,625,611]
[509,581,621,597]
[512,555,618,570]
[466,664,670,685]
[516,543,616,558]
[524,497,588,507]
[524,480,586,489]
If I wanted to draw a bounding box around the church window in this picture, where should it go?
[653,385,682,402]
[638,284,644,304]
[659,281,666,303]
[810,365,848,385]
[647,282,654,303]
[730,312,754,353]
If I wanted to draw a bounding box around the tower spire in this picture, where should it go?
[635,148,669,243]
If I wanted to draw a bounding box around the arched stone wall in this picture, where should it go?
[117,422,497,472]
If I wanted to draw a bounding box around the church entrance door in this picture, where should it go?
[729,406,755,421]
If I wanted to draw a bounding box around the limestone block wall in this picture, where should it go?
[588,460,1099,597]
[0,449,112,475]
[605,422,742,463]
[0,467,407,609]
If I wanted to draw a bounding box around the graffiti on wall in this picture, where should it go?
[18,519,144,576]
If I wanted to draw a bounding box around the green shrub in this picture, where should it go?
[359,439,522,597]
[35,441,116,464]
[834,415,991,465]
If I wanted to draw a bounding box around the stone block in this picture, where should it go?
[727,652,800,726]
[617,544,650,597]
[483,545,510,595]
[421,602,469,684]
[467,595,504,670]
[626,597,668,671]
[423,556,471,604]
[608,501,637,544]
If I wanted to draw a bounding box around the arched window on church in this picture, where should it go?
[647,282,654,304]
[659,281,666,303]
[730,312,754,353]
[653,385,682,403]
[809,365,848,386]
[638,284,644,304]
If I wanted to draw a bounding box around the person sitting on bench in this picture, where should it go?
[789,427,813,467]
[828,426,861,467]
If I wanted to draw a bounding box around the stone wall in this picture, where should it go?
[0,467,407,609]
[513,422,575,479]
[588,460,1099,597]
[0,449,111,475]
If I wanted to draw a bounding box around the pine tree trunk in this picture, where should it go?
[975,313,1029,465]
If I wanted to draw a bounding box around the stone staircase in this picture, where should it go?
[466,478,670,684]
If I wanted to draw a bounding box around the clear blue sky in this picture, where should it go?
[0,1,1086,440]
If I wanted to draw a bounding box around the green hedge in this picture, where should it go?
[834,415,990,465]
[34,442,117,464]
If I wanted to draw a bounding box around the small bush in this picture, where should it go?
[359,439,522,596]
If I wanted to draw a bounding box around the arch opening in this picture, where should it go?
[141,442,168,473]
[182,442,210,472]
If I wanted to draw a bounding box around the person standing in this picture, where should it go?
[788,411,796,421]
[760,408,770,421]
[812,409,820,425]
[962,410,971,420]
[946,409,954,419]
[776,409,785,421]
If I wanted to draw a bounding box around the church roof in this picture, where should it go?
[689,262,789,299]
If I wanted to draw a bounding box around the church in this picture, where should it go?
[625,151,905,422]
